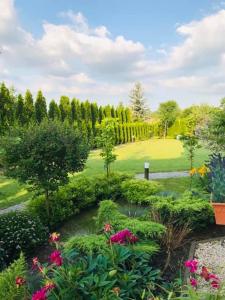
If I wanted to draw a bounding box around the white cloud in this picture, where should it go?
[0,0,225,108]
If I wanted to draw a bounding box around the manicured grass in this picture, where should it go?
[81,139,209,176]
[0,176,31,209]
[155,177,191,194]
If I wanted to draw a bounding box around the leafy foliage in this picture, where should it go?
[0,253,27,300]
[65,234,108,254]
[0,211,48,269]
[207,153,225,202]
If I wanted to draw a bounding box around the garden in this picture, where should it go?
[0,83,225,299]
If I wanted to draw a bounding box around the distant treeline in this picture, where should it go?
[0,82,153,146]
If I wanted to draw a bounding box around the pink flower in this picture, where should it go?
[190,277,198,287]
[185,259,198,273]
[109,229,138,245]
[32,257,43,273]
[32,288,47,300]
[104,224,112,233]
[49,250,63,266]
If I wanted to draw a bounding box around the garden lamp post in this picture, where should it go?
[144,162,150,180]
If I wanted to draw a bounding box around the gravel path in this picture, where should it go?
[135,170,189,180]
[193,238,225,292]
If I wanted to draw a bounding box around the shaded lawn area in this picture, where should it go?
[0,176,31,209]
[81,139,209,177]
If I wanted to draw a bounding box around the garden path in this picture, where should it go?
[135,170,189,179]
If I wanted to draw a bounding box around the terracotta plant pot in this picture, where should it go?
[212,203,225,225]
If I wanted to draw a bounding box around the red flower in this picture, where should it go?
[32,288,47,300]
[32,257,43,273]
[200,266,210,281]
[184,259,198,273]
[49,250,63,266]
[104,223,112,233]
[49,232,60,243]
[109,229,138,244]
[15,276,26,288]
[190,277,197,287]
[211,280,220,289]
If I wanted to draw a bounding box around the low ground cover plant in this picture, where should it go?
[96,200,165,240]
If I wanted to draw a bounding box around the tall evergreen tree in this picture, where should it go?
[129,82,148,121]
[59,96,70,122]
[16,94,25,126]
[0,83,14,133]
[98,106,104,123]
[24,89,34,125]
[35,90,47,123]
[48,100,60,120]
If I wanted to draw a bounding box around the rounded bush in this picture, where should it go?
[121,179,161,203]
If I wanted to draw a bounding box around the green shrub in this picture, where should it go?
[0,211,48,269]
[0,253,27,300]
[65,176,96,209]
[121,179,161,203]
[94,173,132,201]
[28,192,76,228]
[135,195,174,206]
[96,200,165,240]
[150,190,214,229]
[64,234,108,254]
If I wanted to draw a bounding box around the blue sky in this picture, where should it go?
[1,0,225,109]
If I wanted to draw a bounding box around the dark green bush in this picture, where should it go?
[0,253,28,300]
[121,179,161,203]
[28,192,77,228]
[65,176,96,209]
[96,200,165,240]
[0,211,48,269]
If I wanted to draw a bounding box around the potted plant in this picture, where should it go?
[208,154,225,225]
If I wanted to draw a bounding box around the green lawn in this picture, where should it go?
[81,139,209,176]
[0,139,209,209]
[155,177,191,194]
[0,176,31,209]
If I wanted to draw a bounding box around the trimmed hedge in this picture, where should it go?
[150,191,214,229]
[0,211,48,269]
[28,173,131,228]
[121,179,161,203]
[96,200,165,240]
